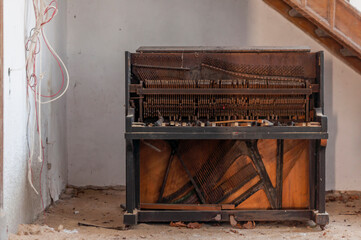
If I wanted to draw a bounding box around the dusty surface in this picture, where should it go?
[8,189,361,240]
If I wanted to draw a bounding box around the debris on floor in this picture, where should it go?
[186,222,202,229]
[170,221,202,229]
[229,215,237,227]
[8,189,361,240]
[236,221,256,229]
[169,221,187,228]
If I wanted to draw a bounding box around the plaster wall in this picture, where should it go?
[66,0,250,186]
[65,0,361,191]
[1,0,68,237]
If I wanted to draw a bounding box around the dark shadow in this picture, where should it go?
[324,57,336,190]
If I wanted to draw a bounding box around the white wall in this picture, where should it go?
[65,0,361,190]
[350,0,361,11]
[66,0,250,186]
[1,0,68,237]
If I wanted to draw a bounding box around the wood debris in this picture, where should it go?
[230,215,237,227]
[236,221,256,229]
[186,222,202,229]
[169,221,187,228]
[78,222,127,230]
[169,221,202,229]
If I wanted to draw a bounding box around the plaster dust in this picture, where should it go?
[8,189,361,240]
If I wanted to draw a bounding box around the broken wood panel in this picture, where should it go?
[140,140,309,209]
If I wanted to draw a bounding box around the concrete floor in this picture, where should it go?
[8,188,361,240]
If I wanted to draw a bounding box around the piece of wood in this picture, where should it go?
[140,203,221,211]
[212,119,256,124]
[320,139,328,147]
[221,204,235,210]
[78,222,127,231]
[136,46,311,53]
[247,141,277,209]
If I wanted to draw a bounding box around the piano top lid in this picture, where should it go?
[136,46,311,53]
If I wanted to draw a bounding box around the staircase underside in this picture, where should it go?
[264,0,361,74]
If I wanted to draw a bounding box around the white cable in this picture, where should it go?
[28,93,39,195]
[26,0,66,194]
[38,51,43,163]
[27,164,39,194]
[40,27,70,104]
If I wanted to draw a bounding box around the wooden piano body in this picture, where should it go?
[124,47,328,227]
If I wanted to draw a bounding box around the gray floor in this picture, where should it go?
[9,189,361,240]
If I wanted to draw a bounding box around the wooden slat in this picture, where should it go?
[140,203,221,211]
[221,204,235,210]
[136,46,311,53]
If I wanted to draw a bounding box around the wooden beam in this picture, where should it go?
[340,48,357,57]
[289,8,303,17]
[315,28,330,38]
[284,0,361,59]
[264,0,361,75]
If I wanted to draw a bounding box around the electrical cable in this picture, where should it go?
[24,0,70,218]
[39,27,69,104]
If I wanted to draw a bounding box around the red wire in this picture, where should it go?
[28,0,64,98]
[28,0,61,222]
[41,2,57,26]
